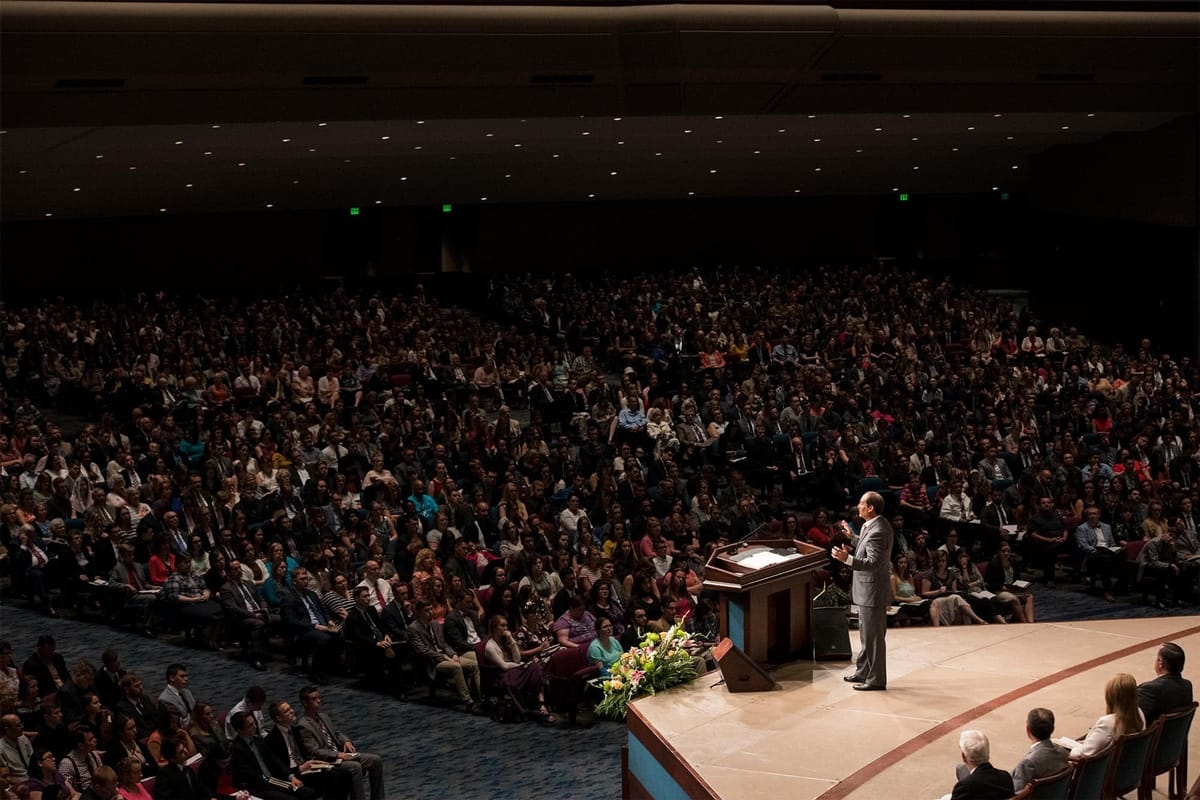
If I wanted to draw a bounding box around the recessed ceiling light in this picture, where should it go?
[317,122,327,127]
[449,156,456,160]
[380,136,390,141]
[588,193,595,198]
[485,133,494,138]
[1061,126,1070,130]
[618,141,625,145]
[614,117,622,121]
[994,113,1003,118]
[553,154,560,158]
[174,140,183,145]
[185,183,193,188]
[413,146,422,150]
[610,171,618,176]
[709,169,717,174]
[1006,136,1014,140]
[128,166,137,170]
[911,137,919,141]
[714,116,723,120]
[513,143,522,148]
[480,197,487,201]
[344,159,351,163]
[992,186,999,191]
[902,114,911,119]
[855,148,863,153]
[266,204,273,208]
[912,166,920,170]
[18,169,26,174]
[655,152,662,156]
[778,129,787,133]
[874,127,882,132]
[1087,113,1096,117]
[211,124,221,129]
[505,173,512,179]
[716,140,723,144]
[72,187,81,192]
[688,191,695,196]
[292,180,300,185]
[159,208,166,212]
[417,120,425,124]
[813,138,821,142]
[753,150,761,155]
[95,154,104,159]
[794,189,801,193]
[203,151,213,156]
[402,176,409,182]
[967,126,975,131]
[375,200,382,204]
[814,167,821,172]
[282,138,291,143]
[308,148,316,153]
[581,131,591,136]
[807,115,816,119]
[1011,165,1019,169]
[951,147,959,152]
[45,212,53,217]
[238,162,246,166]
[892,187,899,191]
[684,129,693,134]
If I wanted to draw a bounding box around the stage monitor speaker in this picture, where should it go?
[814,606,852,660]
[713,638,777,693]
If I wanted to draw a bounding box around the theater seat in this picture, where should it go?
[545,640,599,724]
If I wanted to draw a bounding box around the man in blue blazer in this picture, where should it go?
[834,491,894,691]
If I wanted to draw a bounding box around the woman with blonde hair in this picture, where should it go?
[1068,672,1145,758]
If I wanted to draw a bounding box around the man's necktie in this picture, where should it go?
[239,583,258,612]
[249,738,272,779]
[374,583,385,609]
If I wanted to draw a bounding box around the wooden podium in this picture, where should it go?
[702,534,827,664]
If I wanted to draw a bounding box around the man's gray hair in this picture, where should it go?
[959,729,990,766]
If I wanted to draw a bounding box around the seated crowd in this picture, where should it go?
[0,637,384,800]
[0,264,1198,712]
[942,642,1194,799]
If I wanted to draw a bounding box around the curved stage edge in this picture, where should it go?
[623,616,1200,800]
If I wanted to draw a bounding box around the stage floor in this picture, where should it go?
[627,616,1200,800]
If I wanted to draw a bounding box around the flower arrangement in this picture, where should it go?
[594,621,700,720]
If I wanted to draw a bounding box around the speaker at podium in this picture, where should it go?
[713,638,778,693]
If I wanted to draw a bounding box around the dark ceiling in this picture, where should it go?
[2,1,1197,221]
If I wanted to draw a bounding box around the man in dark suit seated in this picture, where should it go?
[294,686,384,800]
[154,740,208,800]
[342,587,400,687]
[113,674,157,739]
[1137,642,1194,726]
[280,568,342,683]
[263,700,351,800]
[949,730,1014,800]
[229,711,318,800]
[380,581,414,643]
[218,561,270,671]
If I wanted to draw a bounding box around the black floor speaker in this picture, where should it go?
[712,638,777,692]
[813,606,852,660]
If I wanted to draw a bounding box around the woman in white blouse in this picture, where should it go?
[1068,672,1145,758]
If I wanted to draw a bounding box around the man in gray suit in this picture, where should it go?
[1008,707,1069,791]
[294,686,384,800]
[834,491,893,691]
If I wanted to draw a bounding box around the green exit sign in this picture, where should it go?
[349,207,360,216]
[898,193,909,202]
[442,203,453,213]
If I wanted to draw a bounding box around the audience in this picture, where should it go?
[1064,673,1144,758]
[1,265,1200,791]
[1137,641,1194,726]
